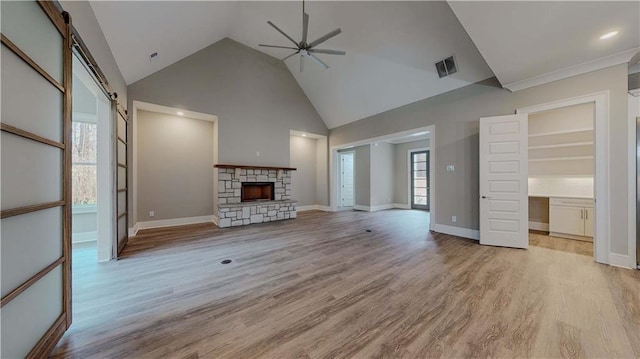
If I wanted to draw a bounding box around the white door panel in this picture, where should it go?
[340,152,354,207]
[480,114,529,248]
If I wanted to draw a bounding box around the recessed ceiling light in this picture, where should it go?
[302,133,307,137]
[177,111,184,116]
[599,31,619,40]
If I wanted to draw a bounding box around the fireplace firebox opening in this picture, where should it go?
[241,182,274,202]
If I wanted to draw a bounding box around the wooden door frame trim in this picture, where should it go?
[517,91,614,266]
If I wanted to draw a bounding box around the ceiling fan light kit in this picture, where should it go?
[259,0,345,72]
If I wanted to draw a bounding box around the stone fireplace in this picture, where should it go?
[215,164,297,228]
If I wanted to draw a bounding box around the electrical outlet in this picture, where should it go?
[452,215,457,222]
[447,165,455,172]
[149,211,155,217]
[256,151,260,157]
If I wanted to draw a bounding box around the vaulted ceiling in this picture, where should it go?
[90,1,639,129]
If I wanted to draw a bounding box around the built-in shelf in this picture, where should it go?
[529,156,593,162]
[528,141,594,150]
[528,128,593,138]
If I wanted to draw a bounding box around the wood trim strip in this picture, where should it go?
[117,136,127,145]
[117,106,128,122]
[1,123,65,149]
[214,164,297,171]
[36,1,66,37]
[1,34,65,93]
[62,8,73,329]
[118,212,127,220]
[0,257,65,308]
[1,200,65,219]
[117,235,129,256]
[25,313,66,359]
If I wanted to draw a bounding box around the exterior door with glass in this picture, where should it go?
[411,150,429,210]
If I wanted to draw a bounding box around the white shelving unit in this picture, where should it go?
[528,128,594,176]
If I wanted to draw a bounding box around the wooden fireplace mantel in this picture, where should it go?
[214,164,297,171]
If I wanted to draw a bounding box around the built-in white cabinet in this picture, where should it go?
[549,197,593,241]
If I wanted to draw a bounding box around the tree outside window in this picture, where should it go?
[72,121,97,205]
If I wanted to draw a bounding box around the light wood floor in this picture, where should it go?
[52,210,639,358]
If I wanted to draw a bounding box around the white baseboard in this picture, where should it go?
[609,253,633,269]
[128,225,139,237]
[131,215,215,236]
[433,224,480,240]
[393,203,411,209]
[297,205,332,212]
[353,205,371,212]
[370,204,394,212]
[529,221,549,231]
[72,231,97,243]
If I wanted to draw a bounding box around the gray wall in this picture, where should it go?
[290,135,317,207]
[394,139,430,205]
[330,64,631,256]
[529,197,549,225]
[137,110,214,221]
[128,38,328,167]
[315,137,329,206]
[352,145,371,207]
[370,142,394,207]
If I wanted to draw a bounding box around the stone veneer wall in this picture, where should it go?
[217,167,297,227]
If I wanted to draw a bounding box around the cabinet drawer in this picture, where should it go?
[549,197,593,208]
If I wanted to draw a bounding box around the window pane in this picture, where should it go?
[413,162,427,171]
[414,188,427,196]
[414,170,427,178]
[414,196,427,205]
[414,179,427,188]
[72,165,97,205]
[72,122,97,163]
[413,153,426,162]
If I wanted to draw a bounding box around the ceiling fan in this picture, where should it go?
[259,0,345,72]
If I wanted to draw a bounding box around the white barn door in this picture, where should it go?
[479,114,529,249]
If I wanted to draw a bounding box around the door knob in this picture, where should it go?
[482,196,492,199]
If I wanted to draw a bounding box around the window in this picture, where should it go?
[411,150,429,210]
[72,121,97,205]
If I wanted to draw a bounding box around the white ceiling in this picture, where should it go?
[91,1,639,129]
[90,1,494,129]
[448,1,640,90]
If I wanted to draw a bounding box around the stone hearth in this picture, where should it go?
[216,166,297,228]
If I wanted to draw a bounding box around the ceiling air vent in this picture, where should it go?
[436,55,457,78]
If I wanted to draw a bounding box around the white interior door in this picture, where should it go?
[479,114,529,248]
[340,152,354,207]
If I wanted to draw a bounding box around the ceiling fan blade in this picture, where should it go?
[308,28,341,48]
[282,51,299,61]
[301,12,309,45]
[259,44,299,50]
[309,49,346,55]
[300,54,305,72]
[267,21,299,47]
[309,53,329,70]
